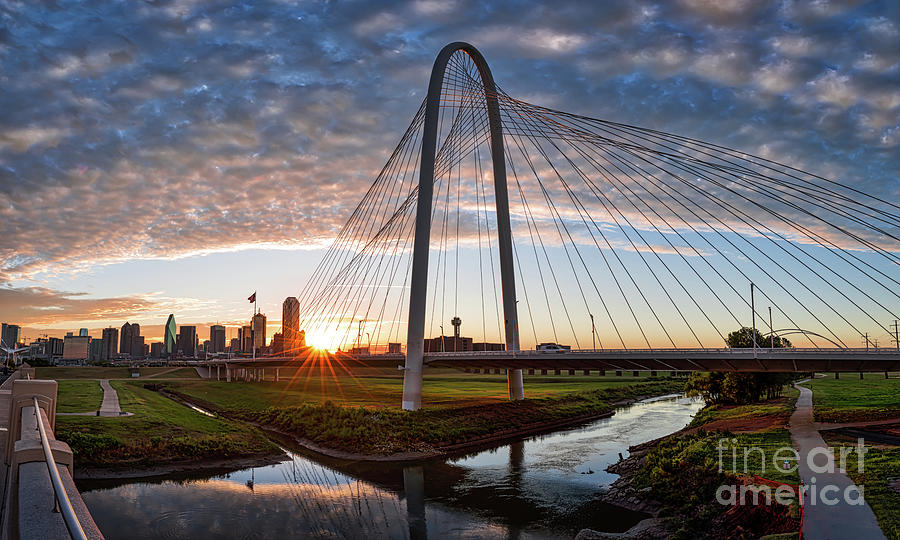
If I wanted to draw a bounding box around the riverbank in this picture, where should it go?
[50,370,686,472]
[162,379,685,458]
[586,387,802,539]
[591,374,900,539]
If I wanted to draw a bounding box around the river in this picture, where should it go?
[77,395,702,539]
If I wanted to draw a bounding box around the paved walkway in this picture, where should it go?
[790,383,886,539]
[58,379,132,417]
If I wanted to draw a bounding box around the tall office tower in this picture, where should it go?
[229,337,240,352]
[1,323,21,347]
[282,297,300,355]
[101,327,118,360]
[252,312,267,350]
[209,325,226,354]
[120,322,140,357]
[131,335,145,358]
[177,326,197,357]
[164,314,177,355]
[239,325,252,352]
[150,342,164,358]
[79,328,89,337]
[89,338,104,362]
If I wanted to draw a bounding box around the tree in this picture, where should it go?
[725,327,792,349]
[684,327,795,404]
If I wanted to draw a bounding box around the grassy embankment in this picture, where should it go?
[47,366,686,465]
[803,374,900,539]
[157,370,687,455]
[45,368,277,469]
[625,385,802,539]
[800,373,900,423]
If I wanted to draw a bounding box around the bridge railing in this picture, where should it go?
[32,396,87,540]
[2,379,104,540]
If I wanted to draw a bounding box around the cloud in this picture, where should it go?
[0,286,163,326]
[0,0,897,297]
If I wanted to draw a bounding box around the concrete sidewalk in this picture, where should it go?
[98,379,123,416]
[790,383,886,540]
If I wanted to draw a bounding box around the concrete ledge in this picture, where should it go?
[13,439,73,470]
[17,462,104,540]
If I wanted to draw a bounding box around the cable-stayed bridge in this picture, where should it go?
[292,42,900,410]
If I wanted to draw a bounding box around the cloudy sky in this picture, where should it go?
[1,0,898,344]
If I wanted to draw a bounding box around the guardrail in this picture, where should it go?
[32,396,87,540]
[2,379,104,539]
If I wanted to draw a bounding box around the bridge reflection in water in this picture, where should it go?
[77,396,701,539]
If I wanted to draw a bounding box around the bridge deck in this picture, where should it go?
[199,348,900,373]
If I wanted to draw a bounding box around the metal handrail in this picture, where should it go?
[32,396,87,540]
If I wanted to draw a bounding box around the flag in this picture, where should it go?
[248,292,256,303]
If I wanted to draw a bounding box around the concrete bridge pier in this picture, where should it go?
[226,366,232,382]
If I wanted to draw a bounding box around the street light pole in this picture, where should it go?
[768,306,773,349]
[750,283,758,354]
[590,313,596,351]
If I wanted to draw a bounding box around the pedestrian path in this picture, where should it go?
[57,379,133,417]
[790,383,885,540]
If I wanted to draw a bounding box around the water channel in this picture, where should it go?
[77,395,702,539]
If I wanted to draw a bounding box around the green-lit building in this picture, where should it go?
[164,314,177,355]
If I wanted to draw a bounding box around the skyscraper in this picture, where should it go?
[177,325,197,357]
[209,325,226,354]
[1,323,21,347]
[89,338,104,362]
[164,314,177,355]
[78,328,89,337]
[282,297,300,356]
[252,312,267,350]
[120,322,140,357]
[239,325,252,352]
[101,327,118,360]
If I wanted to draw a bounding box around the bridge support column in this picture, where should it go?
[402,42,522,410]
[216,365,220,381]
[275,368,280,382]
[835,372,839,379]
[859,372,864,380]
[226,366,232,382]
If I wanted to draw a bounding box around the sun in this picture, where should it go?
[304,331,338,352]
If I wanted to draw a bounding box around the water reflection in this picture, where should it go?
[78,395,701,539]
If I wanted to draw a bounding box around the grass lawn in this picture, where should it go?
[36,366,200,379]
[153,373,686,455]
[800,374,900,423]
[56,380,104,413]
[55,380,277,468]
[687,385,799,430]
[161,372,685,412]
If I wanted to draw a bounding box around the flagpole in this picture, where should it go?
[252,294,257,360]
